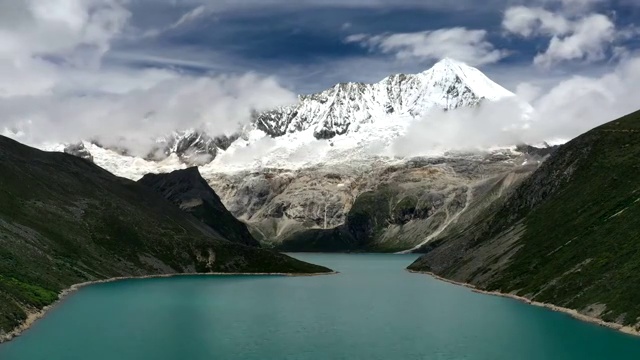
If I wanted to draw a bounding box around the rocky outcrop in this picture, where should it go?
[139,167,259,247]
[150,131,240,166]
[63,142,93,162]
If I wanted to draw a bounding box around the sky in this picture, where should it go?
[0,0,639,151]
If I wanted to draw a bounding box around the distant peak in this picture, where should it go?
[430,58,474,73]
[423,58,515,101]
[435,57,466,66]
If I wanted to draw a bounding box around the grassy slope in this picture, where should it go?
[409,109,640,327]
[0,136,331,335]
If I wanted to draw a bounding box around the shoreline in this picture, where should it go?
[407,269,640,337]
[0,270,337,344]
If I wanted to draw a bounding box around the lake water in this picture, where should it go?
[1,253,640,360]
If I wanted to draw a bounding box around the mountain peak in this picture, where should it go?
[433,57,466,68]
[424,58,514,102]
[252,59,519,140]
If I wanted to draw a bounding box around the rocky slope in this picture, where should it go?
[208,150,549,252]
[139,167,259,247]
[408,109,640,331]
[149,130,239,165]
[0,135,331,338]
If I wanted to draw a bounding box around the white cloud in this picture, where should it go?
[0,0,296,156]
[142,5,212,38]
[525,55,640,140]
[391,98,529,156]
[515,82,543,103]
[390,54,640,155]
[502,2,626,67]
[346,28,507,66]
[0,0,130,65]
[2,70,296,157]
[533,14,615,67]
[502,7,571,37]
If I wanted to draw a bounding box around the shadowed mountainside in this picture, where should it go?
[0,136,331,338]
[409,109,640,330]
[139,167,259,247]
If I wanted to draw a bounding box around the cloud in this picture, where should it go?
[525,54,640,141]
[533,14,615,66]
[0,0,130,66]
[2,70,296,156]
[502,7,571,37]
[0,0,296,157]
[515,82,543,103]
[502,3,628,67]
[142,5,212,38]
[390,53,640,156]
[391,98,529,157]
[345,28,508,66]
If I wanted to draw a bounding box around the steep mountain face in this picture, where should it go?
[150,131,240,166]
[408,109,640,331]
[0,135,331,340]
[208,150,548,252]
[139,167,259,247]
[255,58,515,140]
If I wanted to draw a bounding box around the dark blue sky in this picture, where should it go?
[106,0,640,94]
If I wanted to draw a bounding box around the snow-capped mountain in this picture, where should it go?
[152,131,239,166]
[39,58,529,178]
[27,58,542,251]
[255,58,516,140]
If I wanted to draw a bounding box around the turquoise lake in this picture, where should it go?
[1,253,640,359]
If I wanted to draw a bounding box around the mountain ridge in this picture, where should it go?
[40,58,526,176]
[408,109,640,330]
[255,58,517,140]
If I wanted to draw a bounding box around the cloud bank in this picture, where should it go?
[502,1,631,67]
[391,53,640,157]
[1,0,639,167]
[0,0,296,156]
[345,28,507,66]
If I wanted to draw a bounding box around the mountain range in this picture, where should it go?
[254,58,516,140]
[36,59,541,252]
[46,58,528,177]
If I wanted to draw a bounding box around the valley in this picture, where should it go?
[2,0,640,358]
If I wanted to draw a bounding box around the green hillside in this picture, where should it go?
[409,109,640,328]
[0,136,331,337]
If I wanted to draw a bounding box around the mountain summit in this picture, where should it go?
[255,58,516,140]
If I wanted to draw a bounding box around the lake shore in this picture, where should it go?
[407,269,640,337]
[0,270,337,344]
